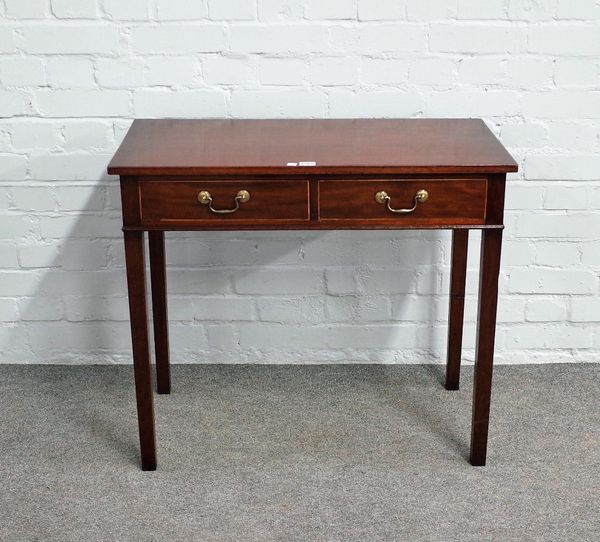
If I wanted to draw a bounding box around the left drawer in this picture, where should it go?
[139,180,310,225]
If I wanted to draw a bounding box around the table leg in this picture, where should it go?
[149,231,171,394]
[470,228,502,466]
[446,229,469,390]
[124,230,157,471]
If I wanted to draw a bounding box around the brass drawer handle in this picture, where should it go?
[198,189,250,214]
[375,189,429,214]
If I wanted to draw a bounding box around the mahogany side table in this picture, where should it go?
[108,119,517,470]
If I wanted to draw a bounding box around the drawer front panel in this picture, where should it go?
[140,180,310,224]
[318,179,487,225]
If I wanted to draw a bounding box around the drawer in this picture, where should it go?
[139,180,310,225]
[318,179,487,225]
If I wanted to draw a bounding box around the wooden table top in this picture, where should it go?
[107,118,518,176]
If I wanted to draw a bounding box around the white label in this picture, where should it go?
[299,161,316,166]
[286,162,298,166]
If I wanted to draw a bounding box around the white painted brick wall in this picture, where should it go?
[1,1,599,365]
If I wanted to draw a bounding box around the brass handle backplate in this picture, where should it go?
[198,189,250,214]
[375,189,429,214]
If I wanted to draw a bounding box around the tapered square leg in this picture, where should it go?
[470,228,502,466]
[149,231,171,394]
[446,229,469,391]
[124,231,157,471]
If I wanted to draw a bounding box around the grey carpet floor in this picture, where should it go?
[0,364,599,542]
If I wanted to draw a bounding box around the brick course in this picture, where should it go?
[0,1,598,364]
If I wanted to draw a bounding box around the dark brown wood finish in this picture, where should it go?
[112,119,516,470]
[123,230,156,471]
[485,174,507,225]
[318,178,487,225]
[446,229,469,390]
[470,228,503,466]
[108,119,518,176]
[149,231,170,394]
[139,180,310,225]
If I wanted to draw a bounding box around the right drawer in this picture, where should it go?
[318,178,488,226]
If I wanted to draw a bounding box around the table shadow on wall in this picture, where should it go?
[10,184,473,461]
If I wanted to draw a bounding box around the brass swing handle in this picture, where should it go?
[198,189,250,214]
[375,189,429,214]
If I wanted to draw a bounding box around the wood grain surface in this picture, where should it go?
[108,119,518,176]
[318,178,487,225]
[139,180,310,225]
